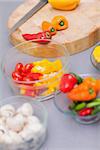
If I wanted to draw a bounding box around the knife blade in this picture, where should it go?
[9,0,48,35]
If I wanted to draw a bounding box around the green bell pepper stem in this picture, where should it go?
[74,102,86,111]
[60,21,64,26]
[70,72,83,84]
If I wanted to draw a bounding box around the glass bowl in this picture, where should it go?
[54,74,100,125]
[90,46,100,71]
[1,40,69,101]
[0,96,48,150]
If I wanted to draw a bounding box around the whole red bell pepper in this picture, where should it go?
[60,74,78,93]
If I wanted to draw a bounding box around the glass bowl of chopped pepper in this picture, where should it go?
[90,45,100,71]
[1,39,69,101]
[54,73,100,124]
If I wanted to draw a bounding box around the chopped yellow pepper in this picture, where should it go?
[20,88,26,95]
[93,46,100,63]
[20,59,64,97]
[42,87,56,96]
[31,59,63,74]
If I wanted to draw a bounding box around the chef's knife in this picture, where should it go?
[9,0,48,35]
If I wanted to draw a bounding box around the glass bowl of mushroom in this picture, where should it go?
[0,96,48,150]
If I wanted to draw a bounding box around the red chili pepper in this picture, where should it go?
[22,34,37,41]
[15,63,23,73]
[22,89,36,97]
[60,74,78,93]
[22,31,51,43]
[36,31,51,43]
[23,76,33,82]
[12,71,23,81]
[27,73,43,81]
[78,108,93,116]
[23,63,34,73]
[21,71,27,77]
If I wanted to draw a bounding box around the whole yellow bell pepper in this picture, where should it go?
[48,0,80,11]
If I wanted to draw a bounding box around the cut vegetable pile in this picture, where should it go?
[60,73,100,117]
[22,15,68,42]
[12,59,63,97]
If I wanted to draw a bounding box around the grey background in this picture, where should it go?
[0,0,100,150]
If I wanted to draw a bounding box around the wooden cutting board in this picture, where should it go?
[8,0,100,55]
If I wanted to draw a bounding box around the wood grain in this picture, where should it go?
[8,0,100,55]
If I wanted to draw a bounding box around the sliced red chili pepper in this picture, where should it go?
[23,76,33,82]
[24,89,36,97]
[15,63,23,73]
[23,63,34,73]
[22,31,51,43]
[12,71,23,81]
[22,34,37,41]
[27,73,43,81]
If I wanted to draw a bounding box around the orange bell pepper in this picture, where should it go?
[52,16,68,31]
[67,83,97,102]
[42,21,57,36]
[83,77,100,92]
[97,80,100,91]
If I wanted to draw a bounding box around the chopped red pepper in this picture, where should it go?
[12,71,23,81]
[15,63,23,73]
[23,63,34,73]
[22,31,52,43]
[22,34,37,41]
[27,73,43,81]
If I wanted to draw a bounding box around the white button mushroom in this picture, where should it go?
[20,116,43,141]
[0,125,7,136]
[19,128,36,142]
[17,103,33,117]
[0,117,6,126]
[0,127,23,144]
[8,131,23,144]
[0,134,13,144]
[27,116,40,125]
[19,123,44,142]
[0,104,15,118]
[6,114,26,132]
[0,125,8,143]
[28,119,45,138]
[28,123,43,135]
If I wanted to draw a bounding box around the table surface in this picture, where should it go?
[0,1,100,150]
